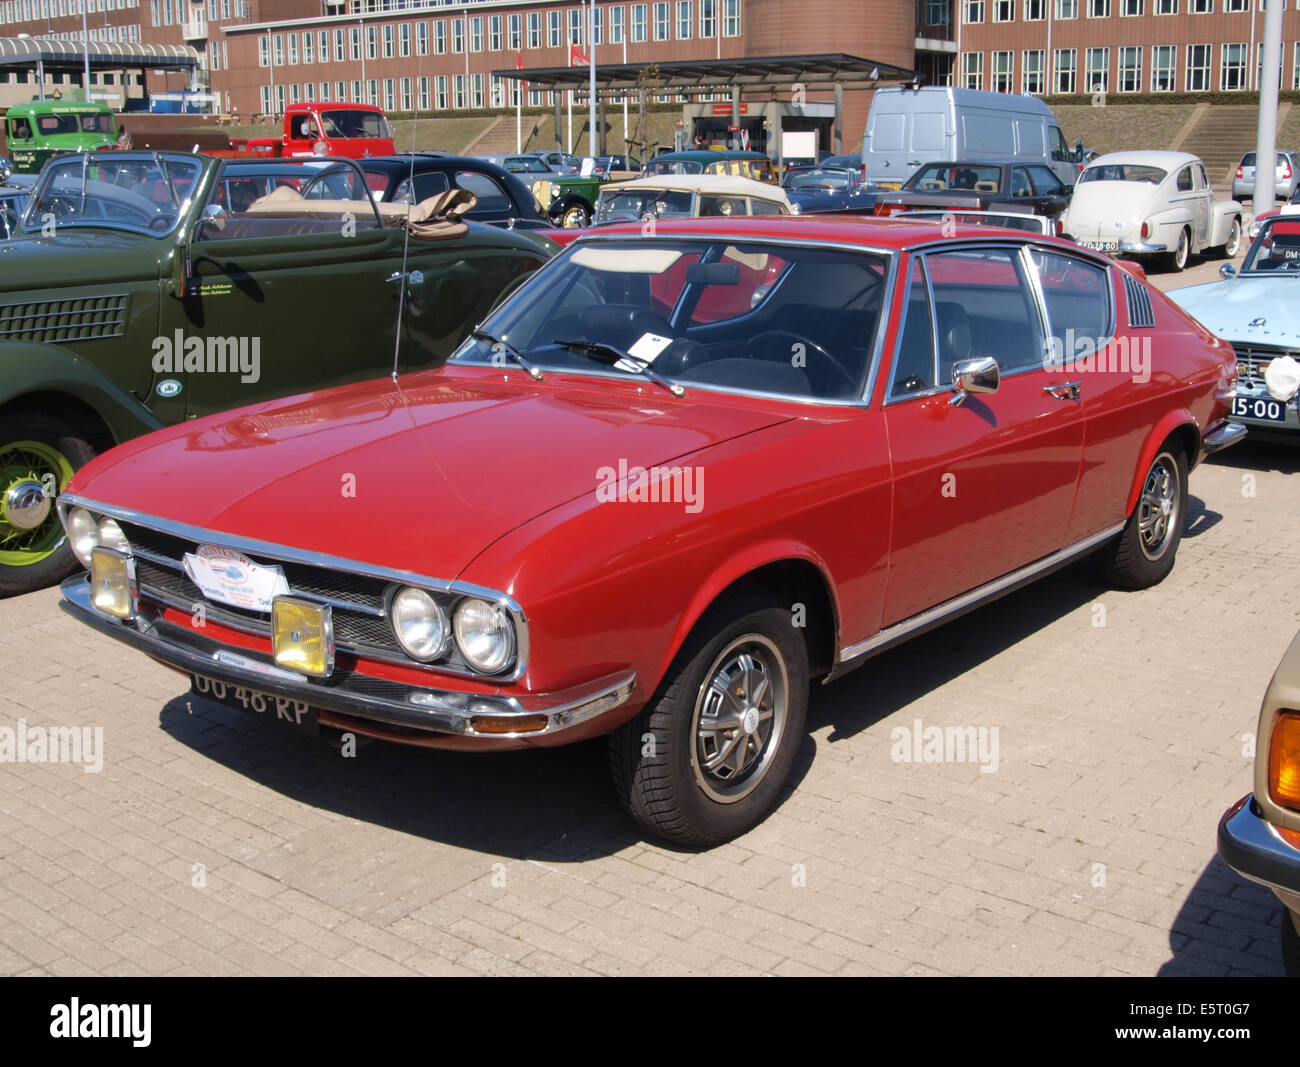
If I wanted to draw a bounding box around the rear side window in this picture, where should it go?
[1177,167,1193,191]
[925,247,1044,374]
[454,170,509,212]
[1030,250,1112,364]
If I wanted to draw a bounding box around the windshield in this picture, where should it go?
[595,188,694,223]
[644,159,704,176]
[786,169,854,191]
[318,110,391,139]
[26,154,200,234]
[34,111,115,137]
[907,164,1003,191]
[1078,164,1166,184]
[451,238,889,402]
[1242,217,1300,272]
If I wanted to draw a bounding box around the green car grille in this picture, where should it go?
[0,294,128,343]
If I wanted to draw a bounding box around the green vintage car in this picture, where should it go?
[4,100,119,175]
[0,150,557,595]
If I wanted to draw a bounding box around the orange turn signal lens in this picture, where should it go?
[1268,712,1300,811]
[470,714,548,735]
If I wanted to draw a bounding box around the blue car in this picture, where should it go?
[780,165,877,214]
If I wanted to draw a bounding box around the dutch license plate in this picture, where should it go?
[190,673,318,731]
[1082,239,1119,252]
[1233,394,1290,423]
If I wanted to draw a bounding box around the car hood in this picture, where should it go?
[1167,275,1300,344]
[68,369,795,580]
[0,230,161,290]
[1062,181,1154,238]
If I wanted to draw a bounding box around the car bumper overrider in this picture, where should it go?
[1218,794,1300,918]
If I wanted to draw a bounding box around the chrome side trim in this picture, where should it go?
[836,521,1126,667]
[57,492,530,684]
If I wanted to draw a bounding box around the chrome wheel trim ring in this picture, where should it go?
[1138,454,1179,561]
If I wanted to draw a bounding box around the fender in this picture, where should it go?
[1124,407,1199,517]
[549,193,592,223]
[0,342,164,444]
[1147,205,1194,233]
[1210,202,1243,246]
[653,539,842,695]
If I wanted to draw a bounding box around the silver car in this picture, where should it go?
[1232,150,1300,201]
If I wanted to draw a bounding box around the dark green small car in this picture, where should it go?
[0,150,557,595]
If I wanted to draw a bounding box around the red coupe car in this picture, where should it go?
[58,216,1243,846]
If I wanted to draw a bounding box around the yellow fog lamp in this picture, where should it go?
[272,597,334,678]
[90,546,137,620]
[1268,711,1300,812]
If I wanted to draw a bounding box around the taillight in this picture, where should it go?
[1237,165,1244,178]
[861,163,867,183]
[1285,162,1293,180]
[1141,221,1150,240]
[1269,712,1300,811]
[1055,218,1063,235]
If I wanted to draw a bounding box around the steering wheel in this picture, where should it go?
[743,330,858,395]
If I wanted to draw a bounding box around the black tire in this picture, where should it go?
[1217,216,1242,259]
[1283,909,1300,977]
[1165,227,1191,272]
[0,411,97,597]
[608,592,809,846]
[1094,446,1188,590]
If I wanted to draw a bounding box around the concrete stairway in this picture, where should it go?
[466,113,556,155]
[1179,105,1277,186]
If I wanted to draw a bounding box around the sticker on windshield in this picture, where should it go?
[628,333,673,363]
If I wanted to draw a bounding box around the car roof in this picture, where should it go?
[1085,151,1200,168]
[575,213,1098,253]
[602,173,788,200]
[652,150,769,163]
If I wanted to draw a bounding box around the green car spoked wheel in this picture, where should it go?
[0,413,96,596]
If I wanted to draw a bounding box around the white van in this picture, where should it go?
[863,87,1076,189]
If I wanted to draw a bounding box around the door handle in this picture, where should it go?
[386,269,424,286]
[1044,381,1082,401]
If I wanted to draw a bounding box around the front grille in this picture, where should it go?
[1233,343,1293,388]
[120,519,478,674]
[0,294,128,343]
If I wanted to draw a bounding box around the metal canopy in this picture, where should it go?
[0,37,200,73]
[493,53,920,98]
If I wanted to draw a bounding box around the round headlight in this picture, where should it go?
[454,598,515,675]
[390,587,449,662]
[97,517,130,555]
[67,507,98,566]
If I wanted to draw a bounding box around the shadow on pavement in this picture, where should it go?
[1157,856,1284,976]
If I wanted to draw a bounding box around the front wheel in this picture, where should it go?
[1217,217,1242,259]
[0,412,97,596]
[559,201,590,228]
[1094,447,1187,590]
[608,594,809,846]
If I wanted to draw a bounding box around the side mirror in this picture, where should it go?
[951,356,1000,407]
[0,156,12,184]
[1220,263,1237,279]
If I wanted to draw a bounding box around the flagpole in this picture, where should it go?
[587,0,596,159]
[515,49,523,151]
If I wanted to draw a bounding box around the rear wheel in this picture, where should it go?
[1094,447,1187,590]
[1165,227,1191,272]
[608,593,808,846]
[0,412,96,597]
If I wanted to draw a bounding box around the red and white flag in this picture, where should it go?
[516,50,524,71]
[569,43,590,67]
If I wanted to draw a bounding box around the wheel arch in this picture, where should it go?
[658,547,841,690]
[1123,412,1201,516]
[0,389,117,454]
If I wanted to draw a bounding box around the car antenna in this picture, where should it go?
[392,78,422,382]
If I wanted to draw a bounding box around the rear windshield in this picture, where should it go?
[908,164,1003,190]
[1079,164,1166,184]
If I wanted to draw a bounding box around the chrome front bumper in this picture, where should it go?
[60,575,636,741]
[1218,794,1300,915]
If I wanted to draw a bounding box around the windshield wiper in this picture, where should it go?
[471,329,544,380]
[553,338,684,397]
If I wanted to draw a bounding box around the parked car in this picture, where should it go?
[642,150,777,183]
[780,165,876,213]
[873,161,1072,221]
[576,174,792,237]
[593,154,641,178]
[897,208,1057,235]
[526,150,583,174]
[1061,151,1243,272]
[1166,213,1300,433]
[862,86,1077,189]
[1232,150,1300,202]
[0,150,557,596]
[56,214,1242,845]
[1217,628,1300,976]
[359,154,555,231]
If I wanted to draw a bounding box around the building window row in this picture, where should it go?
[964,0,1278,19]
[961,41,1293,92]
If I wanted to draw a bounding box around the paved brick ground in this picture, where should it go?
[2,430,1296,976]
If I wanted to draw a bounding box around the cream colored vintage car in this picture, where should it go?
[593,174,793,224]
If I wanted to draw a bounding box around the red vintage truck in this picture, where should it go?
[119,102,395,160]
